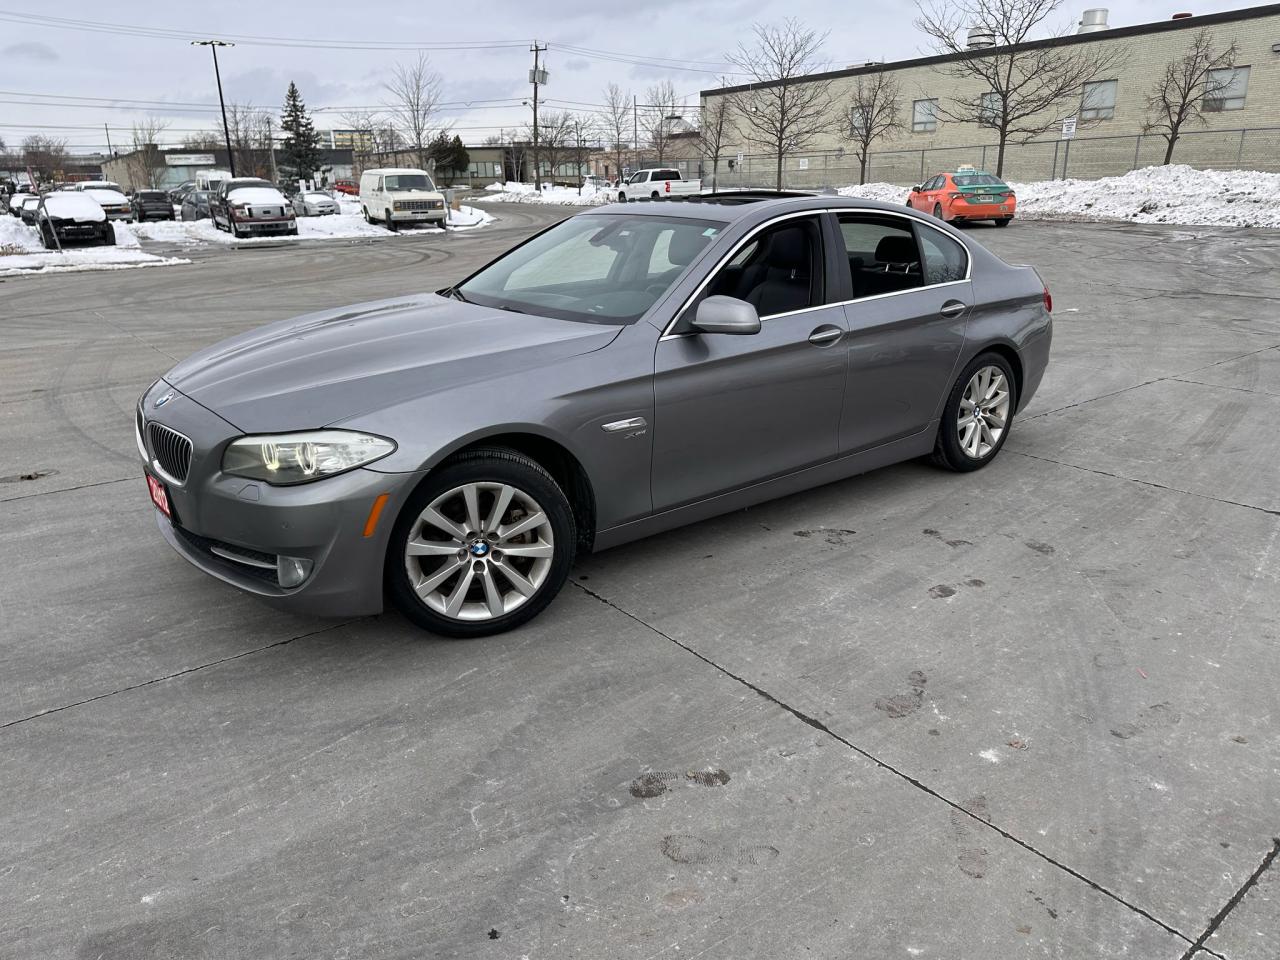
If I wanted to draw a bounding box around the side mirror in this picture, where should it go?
[692,296,761,335]
[912,184,923,192]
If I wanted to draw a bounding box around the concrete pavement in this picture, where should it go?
[1,209,1277,959]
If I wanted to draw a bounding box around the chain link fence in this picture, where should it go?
[712,126,1280,190]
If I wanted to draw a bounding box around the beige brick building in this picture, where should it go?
[701,4,1280,187]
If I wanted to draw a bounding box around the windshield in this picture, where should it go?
[953,173,1004,187]
[384,174,435,192]
[457,213,722,325]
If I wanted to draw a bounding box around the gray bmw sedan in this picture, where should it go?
[137,193,1051,637]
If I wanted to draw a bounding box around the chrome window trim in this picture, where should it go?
[659,206,973,340]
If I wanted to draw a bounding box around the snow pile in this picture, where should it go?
[839,165,1280,228]
[127,204,493,246]
[0,220,187,277]
[476,182,613,206]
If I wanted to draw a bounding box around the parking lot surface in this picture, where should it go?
[2,208,1277,959]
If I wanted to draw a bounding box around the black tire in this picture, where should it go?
[100,223,115,246]
[931,352,1017,472]
[385,209,397,232]
[386,447,576,638]
[362,206,371,223]
[288,226,299,236]
[617,191,626,202]
[933,203,945,220]
[40,223,56,250]
[994,217,1012,227]
[650,190,660,199]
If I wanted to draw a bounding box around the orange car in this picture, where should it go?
[906,167,1016,227]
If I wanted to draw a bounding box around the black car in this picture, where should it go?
[37,193,115,248]
[169,180,196,204]
[132,190,175,222]
[180,190,212,221]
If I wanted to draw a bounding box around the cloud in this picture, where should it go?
[3,41,57,61]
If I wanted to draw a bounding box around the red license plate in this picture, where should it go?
[146,474,171,518]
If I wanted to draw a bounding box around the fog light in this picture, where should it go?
[277,555,313,588]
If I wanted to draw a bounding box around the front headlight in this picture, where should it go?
[393,201,404,211]
[222,430,396,485]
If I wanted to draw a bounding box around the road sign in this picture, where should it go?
[736,152,744,166]
[1060,116,1077,140]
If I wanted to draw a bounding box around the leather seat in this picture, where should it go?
[855,234,922,297]
[744,227,812,316]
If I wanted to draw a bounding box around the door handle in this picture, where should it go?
[939,300,968,319]
[808,324,843,346]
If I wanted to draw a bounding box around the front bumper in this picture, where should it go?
[231,217,296,234]
[102,209,133,221]
[390,208,446,223]
[139,382,419,617]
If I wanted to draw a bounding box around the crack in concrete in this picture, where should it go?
[0,475,134,504]
[570,579,1198,948]
[1009,450,1279,518]
[1024,343,1280,422]
[0,619,361,730]
[1179,838,1280,960]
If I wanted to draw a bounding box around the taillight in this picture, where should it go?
[1043,287,1053,313]
[949,192,963,199]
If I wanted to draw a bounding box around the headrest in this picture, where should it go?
[667,229,710,266]
[875,234,919,263]
[765,226,809,270]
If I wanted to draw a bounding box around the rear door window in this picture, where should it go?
[836,214,923,299]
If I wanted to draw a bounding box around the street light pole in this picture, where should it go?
[192,39,236,177]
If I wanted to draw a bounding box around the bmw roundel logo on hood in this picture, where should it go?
[154,390,175,408]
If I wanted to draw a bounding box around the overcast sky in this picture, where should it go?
[0,0,1253,154]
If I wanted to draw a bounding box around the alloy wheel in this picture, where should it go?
[956,365,1011,459]
[402,481,555,621]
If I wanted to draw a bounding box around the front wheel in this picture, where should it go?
[385,209,397,232]
[386,448,576,638]
[932,353,1016,472]
[100,223,116,246]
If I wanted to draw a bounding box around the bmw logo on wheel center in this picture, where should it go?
[469,541,490,557]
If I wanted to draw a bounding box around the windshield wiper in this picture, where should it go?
[441,286,471,303]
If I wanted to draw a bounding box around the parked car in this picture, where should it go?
[8,191,34,216]
[37,193,114,249]
[132,189,176,222]
[292,190,340,217]
[136,192,1052,637]
[906,165,1016,227]
[72,180,124,193]
[19,196,42,225]
[615,168,702,202]
[210,178,298,238]
[358,167,446,230]
[169,181,197,203]
[180,190,213,222]
[332,178,359,196]
[81,187,133,221]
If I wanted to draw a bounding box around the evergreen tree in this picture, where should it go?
[279,81,323,182]
[448,135,470,175]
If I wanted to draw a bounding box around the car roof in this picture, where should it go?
[363,167,429,176]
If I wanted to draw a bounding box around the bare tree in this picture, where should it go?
[642,80,681,164]
[914,0,1129,176]
[602,82,632,180]
[525,110,575,184]
[181,132,222,150]
[22,135,69,182]
[845,69,903,185]
[383,52,444,170]
[727,19,836,190]
[1143,29,1240,165]
[225,103,273,177]
[126,117,170,189]
[700,80,736,191]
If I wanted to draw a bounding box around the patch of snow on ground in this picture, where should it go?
[839,165,1280,228]
[979,749,1002,764]
[0,218,187,277]
[128,205,493,246]
[475,182,613,206]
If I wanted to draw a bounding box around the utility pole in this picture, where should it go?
[529,40,546,191]
[266,116,278,183]
[632,94,638,173]
[191,39,237,177]
[103,124,114,158]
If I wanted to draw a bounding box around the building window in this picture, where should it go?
[1205,66,1250,111]
[978,92,1000,126]
[850,105,870,138]
[1080,80,1117,120]
[912,98,938,133]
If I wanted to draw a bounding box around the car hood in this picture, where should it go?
[163,294,623,432]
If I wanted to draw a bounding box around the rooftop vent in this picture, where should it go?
[966,26,995,49]
[1171,12,1193,19]
[1077,8,1109,33]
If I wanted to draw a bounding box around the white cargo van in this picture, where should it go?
[196,169,232,193]
[359,167,447,230]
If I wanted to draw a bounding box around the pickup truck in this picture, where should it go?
[615,168,701,202]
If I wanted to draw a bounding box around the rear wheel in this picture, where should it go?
[617,191,627,202]
[933,203,945,220]
[386,448,576,638]
[932,352,1016,472]
[650,190,660,199]
[995,217,1012,227]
